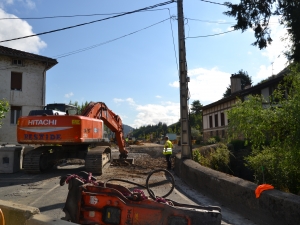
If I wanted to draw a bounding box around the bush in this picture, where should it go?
[193,143,231,173]
[207,137,216,144]
[246,146,300,193]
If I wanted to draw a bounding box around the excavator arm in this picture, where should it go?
[81,102,128,158]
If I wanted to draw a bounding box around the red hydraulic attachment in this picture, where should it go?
[60,170,222,225]
[81,102,128,158]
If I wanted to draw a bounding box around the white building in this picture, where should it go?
[0,45,57,144]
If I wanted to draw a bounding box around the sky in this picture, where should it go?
[0,0,290,129]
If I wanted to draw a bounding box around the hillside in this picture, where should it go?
[122,124,134,137]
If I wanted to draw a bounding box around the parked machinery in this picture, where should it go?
[17,102,128,174]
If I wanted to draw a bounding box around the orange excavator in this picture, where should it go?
[17,102,128,174]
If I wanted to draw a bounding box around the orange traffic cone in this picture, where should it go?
[255,184,274,198]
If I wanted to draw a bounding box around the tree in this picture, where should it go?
[224,0,300,62]
[190,100,203,131]
[0,99,9,128]
[69,100,89,114]
[190,100,202,114]
[226,63,300,194]
[223,70,252,98]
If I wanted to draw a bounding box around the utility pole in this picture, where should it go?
[177,0,192,159]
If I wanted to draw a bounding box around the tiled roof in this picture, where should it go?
[0,45,58,69]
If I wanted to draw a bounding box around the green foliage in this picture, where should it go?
[190,100,202,114]
[132,122,171,140]
[227,63,300,193]
[224,0,300,62]
[69,100,89,114]
[0,99,9,128]
[207,137,216,144]
[193,143,231,173]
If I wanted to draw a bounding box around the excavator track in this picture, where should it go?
[85,146,111,175]
[23,146,60,173]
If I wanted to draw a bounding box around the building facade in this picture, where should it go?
[0,46,57,144]
[202,69,287,142]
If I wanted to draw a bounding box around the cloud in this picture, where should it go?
[114,98,135,106]
[24,0,35,9]
[113,98,124,103]
[156,95,162,98]
[254,17,290,83]
[0,0,35,9]
[126,98,136,106]
[0,9,46,53]
[132,102,180,128]
[170,67,231,105]
[118,68,230,128]
[64,92,74,98]
[115,98,179,128]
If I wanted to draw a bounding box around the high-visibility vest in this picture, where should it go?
[163,148,172,155]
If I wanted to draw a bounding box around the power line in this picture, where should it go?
[168,13,178,71]
[0,8,173,20]
[54,18,170,59]
[198,0,226,6]
[186,29,236,38]
[0,0,175,43]
[186,18,235,24]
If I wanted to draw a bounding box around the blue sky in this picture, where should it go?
[0,0,289,128]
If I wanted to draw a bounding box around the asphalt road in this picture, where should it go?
[0,152,258,225]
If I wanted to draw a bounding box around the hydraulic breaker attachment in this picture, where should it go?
[60,171,222,225]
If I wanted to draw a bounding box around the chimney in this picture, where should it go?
[230,74,242,93]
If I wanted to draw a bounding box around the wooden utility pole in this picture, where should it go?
[177,0,192,159]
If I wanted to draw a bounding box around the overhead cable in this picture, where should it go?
[54,18,170,59]
[198,0,226,6]
[168,13,178,71]
[0,0,175,43]
[186,18,235,24]
[0,8,173,20]
[186,29,235,38]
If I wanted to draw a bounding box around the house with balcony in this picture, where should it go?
[202,68,288,141]
[0,45,58,144]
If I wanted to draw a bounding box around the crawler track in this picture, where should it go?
[85,146,111,175]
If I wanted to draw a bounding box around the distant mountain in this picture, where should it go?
[122,124,134,137]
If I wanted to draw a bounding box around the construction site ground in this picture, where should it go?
[0,143,257,225]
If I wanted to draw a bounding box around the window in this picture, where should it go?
[10,106,22,125]
[11,72,22,91]
[12,59,23,65]
[214,114,218,127]
[209,116,213,128]
[221,112,225,126]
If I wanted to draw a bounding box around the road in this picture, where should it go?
[0,152,258,225]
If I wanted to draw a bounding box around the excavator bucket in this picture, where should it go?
[61,171,222,225]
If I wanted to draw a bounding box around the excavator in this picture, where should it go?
[17,102,128,174]
[17,102,222,224]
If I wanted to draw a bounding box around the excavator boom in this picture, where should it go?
[81,102,128,158]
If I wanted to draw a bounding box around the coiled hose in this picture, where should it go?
[104,169,175,200]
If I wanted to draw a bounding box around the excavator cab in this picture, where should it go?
[28,103,78,116]
[45,103,78,115]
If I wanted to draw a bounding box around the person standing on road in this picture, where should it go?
[163,136,173,170]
